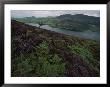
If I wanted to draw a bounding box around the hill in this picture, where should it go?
[11,20,100,77]
[13,14,100,32]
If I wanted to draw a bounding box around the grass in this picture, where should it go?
[67,43,100,75]
[11,20,100,77]
[12,41,66,77]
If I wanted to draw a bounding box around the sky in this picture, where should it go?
[11,10,100,18]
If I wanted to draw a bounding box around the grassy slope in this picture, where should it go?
[11,20,100,77]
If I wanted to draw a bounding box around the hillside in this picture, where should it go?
[11,20,100,77]
[13,14,100,32]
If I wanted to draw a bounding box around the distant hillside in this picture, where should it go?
[57,14,99,26]
[11,20,100,77]
[13,14,100,32]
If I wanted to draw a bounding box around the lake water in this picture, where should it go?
[27,23,100,41]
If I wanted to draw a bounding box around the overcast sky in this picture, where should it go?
[11,10,100,18]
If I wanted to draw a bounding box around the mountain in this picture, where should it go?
[57,14,100,25]
[11,20,100,77]
[13,14,100,32]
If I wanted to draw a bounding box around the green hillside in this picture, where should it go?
[11,20,100,77]
[13,14,100,32]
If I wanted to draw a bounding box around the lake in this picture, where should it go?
[27,23,100,41]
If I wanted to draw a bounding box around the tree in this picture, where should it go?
[38,20,44,28]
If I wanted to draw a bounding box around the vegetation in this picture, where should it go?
[13,14,100,32]
[67,44,99,75]
[12,41,65,76]
[11,20,100,77]
[37,20,44,28]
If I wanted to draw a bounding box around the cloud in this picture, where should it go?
[11,10,100,18]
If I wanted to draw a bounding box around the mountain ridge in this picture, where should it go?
[13,13,100,32]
